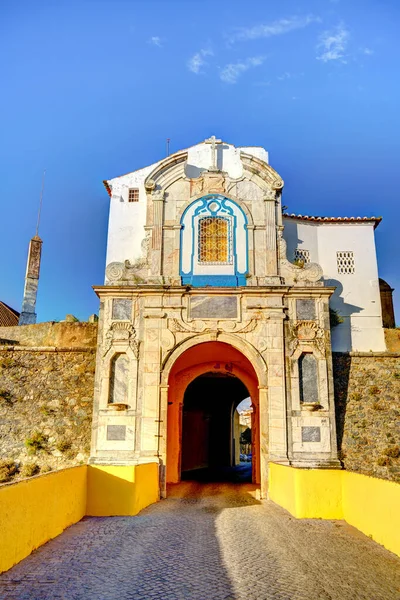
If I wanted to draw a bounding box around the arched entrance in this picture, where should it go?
[181,372,253,482]
[165,340,263,490]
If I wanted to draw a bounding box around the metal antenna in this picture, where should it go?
[35,170,46,236]
[166,138,170,157]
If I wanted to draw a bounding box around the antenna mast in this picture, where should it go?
[166,138,170,157]
[36,170,46,236]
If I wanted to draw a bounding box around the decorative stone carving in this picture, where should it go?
[288,321,326,356]
[144,178,156,192]
[160,329,175,351]
[190,171,226,197]
[278,229,323,285]
[272,178,284,191]
[103,322,139,358]
[169,315,261,335]
[105,257,148,284]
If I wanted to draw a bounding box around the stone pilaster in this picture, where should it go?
[151,191,165,277]
[264,196,278,276]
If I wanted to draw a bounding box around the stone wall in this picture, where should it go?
[334,353,400,483]
[0,323,97,482]
[385,328,400,352]
[0,322,98,348]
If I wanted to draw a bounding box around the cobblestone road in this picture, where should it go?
[1,481,400,600]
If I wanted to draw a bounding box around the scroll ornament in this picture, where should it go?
[169,314,262,335]
[278,229,323,285]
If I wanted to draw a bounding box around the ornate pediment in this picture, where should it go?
[190,170,227,197]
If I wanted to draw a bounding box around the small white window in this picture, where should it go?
[294,249,310,264]
[337,251,355,274]
[128,188,139,202]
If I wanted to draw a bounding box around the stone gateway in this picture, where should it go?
[90,138,387,498]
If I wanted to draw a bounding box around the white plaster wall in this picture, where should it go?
[283,218,385,352]
[105,162,159,274]
[186,142,244,179]
[283,220,319,264]
[238,146,269,164]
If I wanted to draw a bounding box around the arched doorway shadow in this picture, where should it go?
[181,371,253,483]
[164,339,264,493]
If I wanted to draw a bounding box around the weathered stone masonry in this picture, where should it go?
[0,323,96,478]
[334,352,400,482]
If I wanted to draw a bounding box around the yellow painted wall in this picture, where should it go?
[0,466,87,574]
[269,463,400,557]
[268,462,297,516]
[342,470,400,558]
[86,463,159,516]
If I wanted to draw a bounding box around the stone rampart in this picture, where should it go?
[0,323,97,480]
[0,321,98,348]
[334,352,400,482]
[385,328,400,352]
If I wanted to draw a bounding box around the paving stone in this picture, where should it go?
[1,482,400,599]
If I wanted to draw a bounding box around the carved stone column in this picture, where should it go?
[151,190,165,277]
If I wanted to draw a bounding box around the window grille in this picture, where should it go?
[337,251,355,274]
[198,217,232,264]
[128,188,139,202]
[294,249,310,264]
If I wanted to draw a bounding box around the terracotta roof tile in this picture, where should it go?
[283,214,382,229]
[0,302,20,326]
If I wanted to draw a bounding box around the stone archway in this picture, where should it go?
[163,339,268,495]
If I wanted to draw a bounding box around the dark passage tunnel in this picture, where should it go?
[181,372,251,482]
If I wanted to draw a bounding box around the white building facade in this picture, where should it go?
[90,138,386,497]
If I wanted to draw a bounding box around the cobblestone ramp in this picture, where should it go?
[1,482,400,600]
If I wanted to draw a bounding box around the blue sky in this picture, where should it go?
[1,0,399,323]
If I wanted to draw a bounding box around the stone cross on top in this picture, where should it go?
[205,135,222,171]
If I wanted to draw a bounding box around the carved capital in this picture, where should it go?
[144,178,156,192]
[272,178,284,191]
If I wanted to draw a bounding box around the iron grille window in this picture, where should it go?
[294,249,310,264]
[198,217,232,264]
[337,251,355,274]
[128,188,139,202]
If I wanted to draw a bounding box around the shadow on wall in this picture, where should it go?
[325,279,363,351]
[185,164,206,179]
[332,353,351,461]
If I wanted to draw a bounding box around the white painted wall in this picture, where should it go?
[105,162,158,274]
[283,218,386,352]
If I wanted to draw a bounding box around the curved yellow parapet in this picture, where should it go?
[0,466,87,574]
[268,463,400,558]
[342,470,400,558]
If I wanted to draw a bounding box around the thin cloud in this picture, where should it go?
[228,15,321,44]
[148,36,163,47]
[188,48,213,74]
[362,47,374,55]
[317,23,349,62]
[220,56,265,84]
